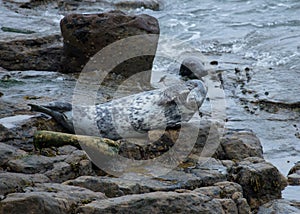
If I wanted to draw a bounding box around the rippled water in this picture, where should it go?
[146,0,300,69]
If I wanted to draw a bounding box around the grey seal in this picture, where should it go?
[30,79,207,140]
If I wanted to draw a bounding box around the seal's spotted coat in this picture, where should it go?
[30,80,207,140]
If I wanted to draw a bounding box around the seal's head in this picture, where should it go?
[185,79,207,110]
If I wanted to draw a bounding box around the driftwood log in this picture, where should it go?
[33,131,120,156]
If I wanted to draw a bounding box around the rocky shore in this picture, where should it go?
[1,0,299,213]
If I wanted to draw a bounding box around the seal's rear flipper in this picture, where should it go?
[29,103,74,133]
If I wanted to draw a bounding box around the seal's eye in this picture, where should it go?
[186,80,199,90]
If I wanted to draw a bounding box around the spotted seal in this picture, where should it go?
[30,79,207,140]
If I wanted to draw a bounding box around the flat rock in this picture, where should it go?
[64,159,228,198]
[64,171,203,198]
[77,191,224,214]
[0,0,63,72]
[0,172,50,195]
[114,0,162,11]
[0,183,106,214]
[0,33,62,71]
[190,158,228,186]
[7,154,66,174]
[0,143,27,166]
[230,157,288,210]
[258,199,300,214]
[236,68,300,105]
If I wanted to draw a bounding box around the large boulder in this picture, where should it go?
[60,10,159,83]
[229,157,288,210]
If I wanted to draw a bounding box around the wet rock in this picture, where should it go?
[56,145,78,155]
[120,121,262,163]
[0,115,37,130]
[0,172,50,196]
[0,33,62,71]
[118,141,144,160]
[179,56,208,79]
[77,191,224,213]
[236,68,300,107]
[114,0,162,11]
[0,124,13,142]
[190,158,228,186]
[217,199,239,214]
[194,181,251,214]
[288,173,300,186]
[60,10,159,82]
[64,176,125,198]
[56,0,111,11]
[6,149,94,182]
[0,183,106,214]
[230,157,288,210]
[218,130,263,161]
[258,199,300,214]
[7,154,66,174]
[44,159,94,183]
[4,0,56,9]
[64,171,203,198]
[64,164,227,198]
[44,150,94,182]
[287,161,300,185]
[0,143,27,167]
[0,116,68,152]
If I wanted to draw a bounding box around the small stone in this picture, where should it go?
[287,173,300,185]
[244,67,250,72]
[218,130,263,161]
[210,60,219,65]
[287,161,300,185]
[179,56,208,79]
[235,68,241,74]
